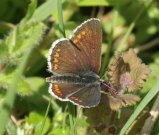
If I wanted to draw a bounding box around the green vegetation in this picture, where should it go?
[0,0,159,134]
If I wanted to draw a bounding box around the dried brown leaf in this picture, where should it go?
[108,49,151,92]
[107,49,151,110]
[108,94,140,111]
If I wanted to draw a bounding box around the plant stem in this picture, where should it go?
[100,9,118,76]
[40,97,52,135]
[0,46,34,135]
[119,80,159,135]
[56,0,76,134]
[117,0,153,51]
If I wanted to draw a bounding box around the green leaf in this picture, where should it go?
[152,53,159,63]
[25,111,50,135]
[0,93,5,109]
[25,77,46,94]
[0,40,8,56]
[30,0,56,22]
[50,111,70,135]
[0,71,31,96]
[141,76,156,94]
[149,62,159,78]
[5,27,17,54]
[0,40,9,67]
[6,119,17,135]
[0,70,39,96]
[17,77,31,96]
[78,0,109,6]
[6,22,46,57]
[0,44,34,135]
[0,70,16,89]
[116,0,153,51]
[25,0,37,20]
[51,127,70,135]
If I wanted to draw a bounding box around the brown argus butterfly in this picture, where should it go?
[47,18,102,108]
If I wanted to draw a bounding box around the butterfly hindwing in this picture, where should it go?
[68,83,101,107]
[49,82,84,100]
[49,82,101,107]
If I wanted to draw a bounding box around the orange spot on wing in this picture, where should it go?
[53,58,58,63]
[54,84,63,96]
[56,48,61,52]
[53,64,58,70]
[54,84,59,89]
[54,53,59,57]
[77,34,81,39]
[73,39,78,44]
[81,31,86,35]
[56,90,61,94]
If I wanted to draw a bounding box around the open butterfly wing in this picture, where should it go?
[70,18,102,73]
[48,18,102,75]
[68,83,101,107]
[48,39,90,74]
[49,82,101,108]
[49,82,83,100]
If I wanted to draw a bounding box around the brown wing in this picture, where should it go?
[70,18,102,73]
[49,82,101,108]
[48,38,90,74]
[48,18,102,75]
[49,82,84,100]
[68,83,101,107]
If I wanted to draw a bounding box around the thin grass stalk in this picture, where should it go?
[119,80,159,135]
[0,46,34,135]
[56,0,76,134]
[100,9,118,76]
[40,97,52,135]
[117,0,153,51]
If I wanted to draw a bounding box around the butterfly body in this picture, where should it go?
[47,18,102,108]
[47,71,100,84]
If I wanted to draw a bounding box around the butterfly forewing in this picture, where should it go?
[48,39,85,74]
[70,18,102,73]
[48,18,102,75]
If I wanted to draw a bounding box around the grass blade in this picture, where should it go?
[56,0,76,134]
[117,0,153,51]
[100,9,118,76]
[119,80,159,135]
[40,97,52,135]
[30,0,56,22]
[0,46,34,135]
[57,0,66,37]
[68,103,77,135]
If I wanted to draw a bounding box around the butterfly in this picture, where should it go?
[47,18,102,108]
